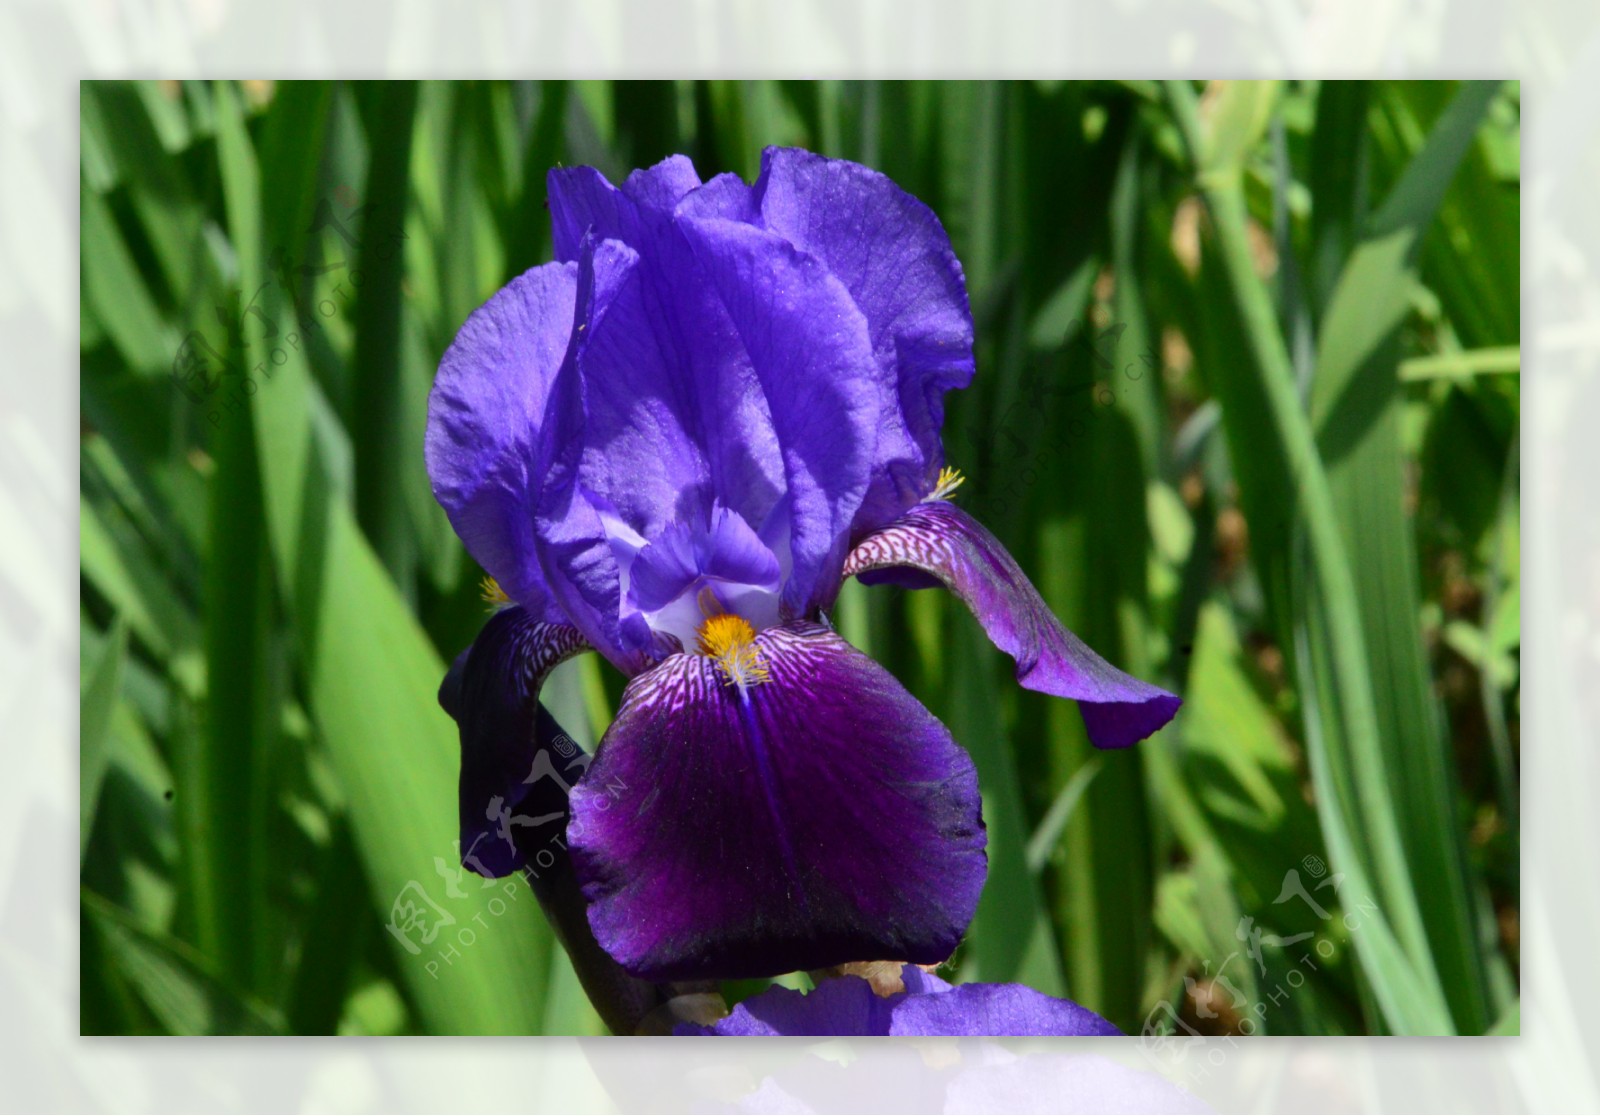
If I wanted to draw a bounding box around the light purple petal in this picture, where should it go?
[541,192,791,663]
[844,500,1181,748]
[676,214,885,615]
[678,964,1122,1038]
[628,503,782,615]
[436,606,589,878]
[569,621,987,982]
[888,982,1123,1037]
[530,236,650,669]
[748,147,976,533]
[679,978,892,1038]
[424,261,577,621]
[627,503,784,651]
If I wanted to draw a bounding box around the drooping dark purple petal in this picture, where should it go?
[568,621,987,982]
[676,214,884,614]
[676,964,1121,1037]
[424,262,578,621]
[748,147,976,534]
[437,605,589,878]
[844,500,1181,748]
[438,663,675,1036]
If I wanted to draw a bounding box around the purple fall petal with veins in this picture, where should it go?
[569,622,986,983]
[844,499,1181,749]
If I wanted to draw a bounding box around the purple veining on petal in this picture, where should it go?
[569,621,987,982]
[844,500,1181,748]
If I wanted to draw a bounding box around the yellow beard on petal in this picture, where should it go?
[695,609,771,690]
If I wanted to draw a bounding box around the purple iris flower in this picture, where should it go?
[427,148,1181,985]
[676,964,1122,1037]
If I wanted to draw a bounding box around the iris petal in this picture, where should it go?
[888,981,1122,1037]
[675,963,1121,1037]
[676,215,884,615]
[438,605,590,878]
[424,262,578,620]
[844,500,1181,748]
[750,147,976,534]
[569,621,987,982]
[548,155,703,263]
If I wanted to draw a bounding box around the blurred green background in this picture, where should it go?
[78,79,1519,1037]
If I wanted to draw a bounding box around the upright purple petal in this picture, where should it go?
[676,215,884,614]
[548,155,703,262]
[569,622,987,982]
[539,194,793,667]
[437,606,589,878]
[844,500,1181,748]
[748,147,976,532]
[424,262,577,621]
[529,236,647,669]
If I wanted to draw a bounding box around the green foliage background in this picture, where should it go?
[79,79,1520,1037]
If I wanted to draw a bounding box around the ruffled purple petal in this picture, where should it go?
[747,147,976,533]
[551,162,786,544]
[677,964,1120,1037]
[844,500,1181,748]
[569,621,987,982]
[539,198,793,666]
[529,237,647,669]
[436,606,590,878]
[424,262,578,621]
[888,981,1123,1037]
[676,214,884,614]
[548,155,704,262]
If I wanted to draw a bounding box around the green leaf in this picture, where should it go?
[82,889,285,1036]
[231,82,556,1035]
[1308,80,1501,1035]
[1164,78,1455,1033]
[1400,347,1519,381]
[81,619,129,861]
